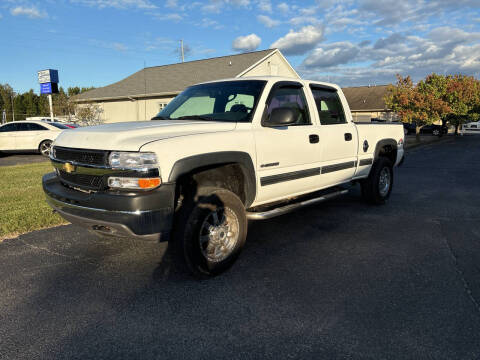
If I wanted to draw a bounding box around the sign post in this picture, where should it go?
[38,69,59,122]
[2,109,5,124]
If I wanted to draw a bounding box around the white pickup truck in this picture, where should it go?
[43,77,404,276]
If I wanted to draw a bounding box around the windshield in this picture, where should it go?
[152,80,266,123]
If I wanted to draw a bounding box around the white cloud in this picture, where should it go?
[257,14,280,27]
[202,0,250,13]
[152,13,183,21]
[277,2,289,13]
[299,26,480,86]
[112,42,127,51]
[271,25,324,56]
[71,0,157,9]
[232,33,261,52]
[10,5,47,18]
[257,0,271,12]
[303,42,359,68]
[90,39,129,52]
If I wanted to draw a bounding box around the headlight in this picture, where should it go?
[109,151,158,170]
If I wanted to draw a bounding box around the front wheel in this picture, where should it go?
[39,140,52,157]
[361,157,394,205]
[172,187,247,277]
[432,129,440,136]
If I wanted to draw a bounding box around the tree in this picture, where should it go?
[385,74,450,141]
[0,84,15,122]
[75,102,103,125]
[444,74,480,134]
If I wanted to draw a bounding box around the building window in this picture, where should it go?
[158,103,167,111]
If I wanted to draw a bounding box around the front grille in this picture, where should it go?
[58,170,104,190]
[54,146,108,166]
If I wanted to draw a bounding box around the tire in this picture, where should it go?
[361,157,394,205]
[39,140,52,157]
[432,129,440,136]
[172,187,247,277]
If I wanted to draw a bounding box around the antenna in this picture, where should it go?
[180,40,184,63]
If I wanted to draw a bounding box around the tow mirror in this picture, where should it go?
[264,107,299,127]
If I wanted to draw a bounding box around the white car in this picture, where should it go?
[461,121,480,135]
[0,121,71,156]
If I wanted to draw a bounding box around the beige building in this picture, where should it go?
[73,49,299,123]
[341,85,399,122]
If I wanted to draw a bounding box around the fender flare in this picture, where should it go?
[373,138,397,160]
[168,151,257,207]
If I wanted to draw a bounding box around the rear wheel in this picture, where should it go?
[432,129,440,136]
[172,187,247,277]
[361,157,393,205]
[39,140,52,157]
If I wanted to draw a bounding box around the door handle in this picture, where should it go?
[344,133,352,141]
[309,134,319,144]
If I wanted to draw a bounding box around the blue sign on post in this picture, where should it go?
[40,82,52,94]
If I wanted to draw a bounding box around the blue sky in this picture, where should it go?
[1,0,479,93]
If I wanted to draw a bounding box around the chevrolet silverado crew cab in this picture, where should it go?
[43,77,404,277]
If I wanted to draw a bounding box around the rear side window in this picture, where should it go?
[266,86,310,125]
[310,87,346,125]
[27,123,48,130]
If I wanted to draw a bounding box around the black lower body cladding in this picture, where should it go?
[42,172,175,241]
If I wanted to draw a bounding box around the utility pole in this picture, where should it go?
[11,93,15,121]
[180,39,184,63]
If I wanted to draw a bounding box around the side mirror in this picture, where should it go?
[264,107,299,127]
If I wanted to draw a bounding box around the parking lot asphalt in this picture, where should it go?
[0,153,47,166]
[1,136,480,359]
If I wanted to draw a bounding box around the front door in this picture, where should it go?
[253,82,321,204]
[0,123,19,150]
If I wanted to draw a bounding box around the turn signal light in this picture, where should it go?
[108,177,162,190]
[138,178,161,189]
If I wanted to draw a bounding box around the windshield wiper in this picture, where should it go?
[151,115,171,120]
[173,115,215,121]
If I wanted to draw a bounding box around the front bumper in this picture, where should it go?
[43,172,175,241]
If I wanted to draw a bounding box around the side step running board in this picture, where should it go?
[246,189,349,220]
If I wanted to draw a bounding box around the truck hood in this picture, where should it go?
[53,120,237,151]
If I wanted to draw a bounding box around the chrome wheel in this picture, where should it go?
[199,206,239,263]
[433,129,440,136]
[40,140,52,157]
[378,167,391,197]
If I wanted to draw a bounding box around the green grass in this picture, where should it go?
[0,162,67,239]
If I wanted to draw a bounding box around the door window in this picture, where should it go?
[0,123,20,132]
[265,86,310,125]
[26,123,48,131]
[311,87,346,125]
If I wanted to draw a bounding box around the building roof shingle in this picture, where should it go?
[74,49,277,101]
[341,85,390,111]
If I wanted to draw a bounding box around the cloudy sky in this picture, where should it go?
[1,0,479,92]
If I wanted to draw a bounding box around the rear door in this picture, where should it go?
[309,85,358,187]
[14,122,48,150]
[0,123,18,150]
[253,81,321,203]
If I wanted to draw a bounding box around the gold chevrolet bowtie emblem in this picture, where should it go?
[63,162,76,173]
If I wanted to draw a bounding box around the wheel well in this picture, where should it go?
[378,144,397,164]
[175,163,249,206]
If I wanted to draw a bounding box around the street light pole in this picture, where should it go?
[11,93,15,122]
